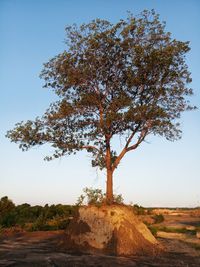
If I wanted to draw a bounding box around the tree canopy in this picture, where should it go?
[6,10,195,203]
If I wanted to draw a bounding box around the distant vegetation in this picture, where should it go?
[0,196,76,231]
[132,204,152,215]
[155,226,196,235]
[3,194,199,236]
[148,225,197,237]
[152,214,165,224]
[0,194,152,232]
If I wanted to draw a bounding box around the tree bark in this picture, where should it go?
[105,136,113,204]
[106,168,113,204]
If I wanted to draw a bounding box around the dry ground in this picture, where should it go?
[0,209,200,267]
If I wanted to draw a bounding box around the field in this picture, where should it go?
[0,208,200,266]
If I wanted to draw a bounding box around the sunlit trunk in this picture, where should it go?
[106,168,113,204]
[105,138,113,204]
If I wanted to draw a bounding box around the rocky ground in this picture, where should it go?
[0,209,200,267]
[0,230,200,266]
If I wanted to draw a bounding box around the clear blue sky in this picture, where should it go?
[0,0,199,207]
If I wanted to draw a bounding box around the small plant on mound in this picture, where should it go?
[76,187,124,206]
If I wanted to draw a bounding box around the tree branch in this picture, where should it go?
[112,124,141,171]
[125,125,141,149]
[126,128,148,152]
[112,122,151,172]
[58,143,100,153]
[126,120,152,152]
[112,147,127,172]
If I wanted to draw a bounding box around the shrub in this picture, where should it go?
[76,187,124,206]
[148,226,158,237]
[30,215,49,231]
[132,204,146,215]
[0,211,17,227]
[114,194,124,204]
[0,196,16,227]
[47,216,70,230]
[0,196,15,214]
[153,214,164,224]
[0,196,75,231]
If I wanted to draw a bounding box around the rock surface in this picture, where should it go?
[63,205,161,256]
[1,230,200,267]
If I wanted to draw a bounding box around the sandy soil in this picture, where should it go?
[0,211,200,267]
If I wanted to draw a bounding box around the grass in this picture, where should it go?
[148,225,158,237]
[148,225,197,237]
[153,214,164,224]
[158,226,196,235]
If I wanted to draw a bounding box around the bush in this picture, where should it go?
[153,214,164,224]
[148,226,158,237]
[30,215,49,231]
[0,196,76,231]
[132,204,146,215]
[0,196,16,227]
[47,216,70,230]
[29,212,72,231]
[76,187,124,206]
[0,211,17,227]
[114,194,124,204]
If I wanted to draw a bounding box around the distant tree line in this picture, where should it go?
[0,196,76,231]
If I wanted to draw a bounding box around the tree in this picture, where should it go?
[0,196,16,227]
[0,196,15,216]
[6,10,195,204]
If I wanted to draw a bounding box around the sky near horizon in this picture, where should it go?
[0,0,199,207]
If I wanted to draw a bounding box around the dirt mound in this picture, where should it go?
[62,205,162,256]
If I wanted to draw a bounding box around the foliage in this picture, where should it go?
[30,215,50,231]
[0,211,17,228]
[29,214,70,231]
[76,187,124,206]
[157,226,196,235]
[147,225,196,237]
[0,196,16,227]
[6,10,195,162]
[0,196,75,231]
[132,204,146,215]
[113,193,124,205]
[77,188,104,206]
[153,214,165,224]
[147,225,158,237]
[0,196,15,215]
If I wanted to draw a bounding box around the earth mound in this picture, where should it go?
[63,205,162,256]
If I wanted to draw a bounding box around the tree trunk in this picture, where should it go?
[106,168,113,204]
[105,137,113,204]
